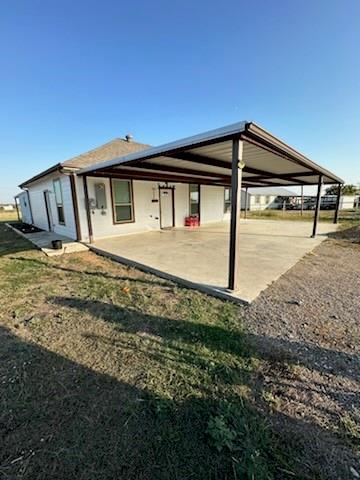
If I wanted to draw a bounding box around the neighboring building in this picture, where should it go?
[246,187,297,211]
[0,204,15,211]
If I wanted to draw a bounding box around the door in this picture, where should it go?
[43,190,53,231]
[159,188,174,229]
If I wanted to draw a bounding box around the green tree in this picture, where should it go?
[325,184,357,195]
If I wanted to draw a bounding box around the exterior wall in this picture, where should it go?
[248,194,280,211]
[17,192,32,224]
[76,179,232,242]
[340,195,357,210]
[200,186,227,223]
[26,172,77,239]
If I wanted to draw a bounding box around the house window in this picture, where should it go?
[255,195,261,205]
[53,179,65,225]
[224,187,231,213]
[189,184,200,216]
[111,179,134,223]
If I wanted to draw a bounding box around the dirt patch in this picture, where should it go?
[245,230,360,479]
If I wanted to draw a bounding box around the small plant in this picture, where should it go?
[207,413,237,452]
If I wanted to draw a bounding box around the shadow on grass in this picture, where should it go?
[2,300,356,480]
[11,256,175,289]
[0,222,34,257]
[0,324,300,480]
[53,296,360,384]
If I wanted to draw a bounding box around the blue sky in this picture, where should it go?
[1,0,359,202]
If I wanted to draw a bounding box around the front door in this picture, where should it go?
[159,188,174,229]
[43,190,53,231]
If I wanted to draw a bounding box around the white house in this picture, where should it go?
[18,136,238,242]
[16,121,344,248]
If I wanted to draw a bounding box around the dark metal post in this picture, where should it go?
[83,176,94,243]
[244,186,248,219]
[311,174,323,238]
[333,184,342,224]
[300,185,304,217]
[228,139,244,291]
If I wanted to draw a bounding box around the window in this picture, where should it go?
[224,187,231,213]
[53,179,65,224]
[111,179,134,223]
[255,195,261,205]
[189,184,200,216]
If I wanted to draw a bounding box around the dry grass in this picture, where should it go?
[0,210,18,222]
[242,208,360,228]
[0,221,358,479]
[0,222,306,480]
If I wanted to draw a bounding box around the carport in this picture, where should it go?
[79,121,343,295]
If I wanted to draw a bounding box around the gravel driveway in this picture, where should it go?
[244,226,360,479]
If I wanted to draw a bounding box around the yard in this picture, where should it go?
[0,215,359,479]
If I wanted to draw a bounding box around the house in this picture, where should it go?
[244,187,297,210]
[16,121,343,250]
[0,204,15,211]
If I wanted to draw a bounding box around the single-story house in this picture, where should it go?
[16,121,343,292]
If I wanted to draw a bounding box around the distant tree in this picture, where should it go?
[325,184,357,195]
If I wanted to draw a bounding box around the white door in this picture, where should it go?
[160,188,174,229]
[44,190,54,231]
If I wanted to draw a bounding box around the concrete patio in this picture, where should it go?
[6,223,88,256]
[89,219,338,303]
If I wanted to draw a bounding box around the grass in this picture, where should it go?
[242,208,360,228]
[0,221,352,479]
[0,210,18,222]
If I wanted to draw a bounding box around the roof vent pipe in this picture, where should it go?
[125,134,133,142]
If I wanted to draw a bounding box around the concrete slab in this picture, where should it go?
[6,223,88,256]
[90,220,338,303]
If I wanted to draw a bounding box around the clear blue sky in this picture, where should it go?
[1,0,359,202]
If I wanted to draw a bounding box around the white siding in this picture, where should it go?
[200,186,227,223]
[26,173,77,239]
[77,179,231,241]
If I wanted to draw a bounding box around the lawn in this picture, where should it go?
[0,222,299,480]
[0,220,357,479]
[242,208,360,227]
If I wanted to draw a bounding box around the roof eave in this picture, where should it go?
[19,164,79,189]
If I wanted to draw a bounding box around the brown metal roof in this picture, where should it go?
[78,121,344,187]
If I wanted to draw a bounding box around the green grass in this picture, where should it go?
[0,222,337,479]
[242,208,360,228]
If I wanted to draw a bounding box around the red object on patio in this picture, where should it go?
[184,215,199,227]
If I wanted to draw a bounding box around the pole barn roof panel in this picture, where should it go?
[79,121,344,187]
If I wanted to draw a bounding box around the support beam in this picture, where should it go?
[70,173,82,241]
[311,175,323,238]
[333,184,342,224]
[300,185,304,216]
[244,187,248,219]
[228,139,244,291]
[83,176,94,243]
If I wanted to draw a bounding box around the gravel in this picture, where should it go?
[243,227,360,479]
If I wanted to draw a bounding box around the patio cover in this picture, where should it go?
[78,121,343,187]
[78,121,343,292]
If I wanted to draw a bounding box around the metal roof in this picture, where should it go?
[78,121,344,188]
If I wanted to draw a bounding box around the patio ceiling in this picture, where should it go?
[79,121,344,187]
